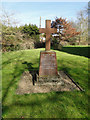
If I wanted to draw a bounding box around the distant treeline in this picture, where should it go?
[2,23,40,52]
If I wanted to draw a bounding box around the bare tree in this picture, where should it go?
[76,6,88,44]
[0,8,19,27]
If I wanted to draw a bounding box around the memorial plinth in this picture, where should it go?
[39,19,58,84]
[39,51,58,77]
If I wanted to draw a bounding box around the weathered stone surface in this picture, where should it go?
[39,51,58,77]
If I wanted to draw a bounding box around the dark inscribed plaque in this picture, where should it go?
[39,51,58,77]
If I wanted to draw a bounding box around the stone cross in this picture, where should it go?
[39,20,57,51]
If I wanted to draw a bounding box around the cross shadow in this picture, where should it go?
[22,61,39,85]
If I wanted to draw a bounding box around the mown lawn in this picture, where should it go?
[61,45,89,58]
[2,48,89,118]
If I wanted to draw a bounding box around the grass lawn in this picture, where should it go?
[61,45,89,58]
[2,48,89,118]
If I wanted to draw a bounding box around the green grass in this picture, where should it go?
[63,45,89,47]
[61,45,89,58]
[2,48,89,118]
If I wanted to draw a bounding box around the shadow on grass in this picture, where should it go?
[2,52,24,67]
[60,47,89,58]
[3,92,68,118]
[2,50,88,118]
[2,52,40,102]
[2,56,87,118]
[2,63,24,103]
[2,52,26,102]
[2,91,88,118]
[22,61,39,85]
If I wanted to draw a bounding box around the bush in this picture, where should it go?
[34,41,45,48]
[51,37,59,49]
[2,44,21,52]
[21,24,39,37]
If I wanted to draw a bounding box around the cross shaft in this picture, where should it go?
[39,20,57,51]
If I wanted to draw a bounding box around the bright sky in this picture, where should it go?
[1,2,88,28]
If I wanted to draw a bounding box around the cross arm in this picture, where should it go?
[50,28,57,34]
[39,28,46,33]
[39,28,57,34]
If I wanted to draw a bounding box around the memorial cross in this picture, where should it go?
[39,20,57,51]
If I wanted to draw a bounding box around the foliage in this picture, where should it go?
[32,34,45,48]
[1,6,88,51]
[51,17,80,42]
[21,24,39,37]
[34,41,45,48]
[51,37,61,50]
[2,23,40,52]
[68,36,79,45]
[1,9,40,52]
[2,24,24,52]
[51,6,88,46]
[68,7,88,45]
[2,48,88,118]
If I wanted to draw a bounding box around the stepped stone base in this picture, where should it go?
[16,71,80,94]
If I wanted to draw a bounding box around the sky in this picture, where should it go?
[1,2,88,28]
